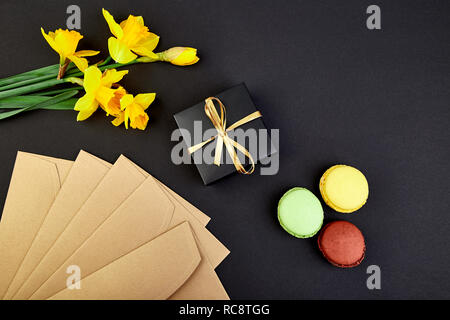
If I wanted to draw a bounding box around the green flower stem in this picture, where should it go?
[0,56,162,94]
[0,74,44,87]
[0,78,67,100]
[0,64,59,83]
[98,56,112,66]
[0,63,77,87]
[0,95,77,110]
[34,87,80,96]
[57,60,141,80]
[0,90,79,121]
[0,63,77,91]
[0,73,58,92]
[139,54,164,63]
[15,64,60,76]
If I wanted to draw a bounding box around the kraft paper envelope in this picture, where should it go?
[160,184,210,227]
[12,155,147,299]
[32,172,229,300]
[50,223,201,300]
[32,172,175,299]
[16,155,224,300]
[125,156,229,269]
[0,152,72,299]
[158,188,229,300]
[4,150,112,299]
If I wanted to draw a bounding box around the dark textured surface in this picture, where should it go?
[0,0,448,299]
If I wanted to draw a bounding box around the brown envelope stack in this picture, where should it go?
[0,151,230,300]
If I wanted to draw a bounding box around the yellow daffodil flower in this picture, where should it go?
[74,66,128,121]
[157,47,199,66]
[113,93,156,130]
[106,86,127,116]
[102,8,160,64]
[41,28,99,75]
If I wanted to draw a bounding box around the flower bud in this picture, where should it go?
[158,47,199,66]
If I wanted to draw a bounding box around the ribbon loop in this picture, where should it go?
[187,97,262,175]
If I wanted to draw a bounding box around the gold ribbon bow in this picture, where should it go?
[187,97,262,174]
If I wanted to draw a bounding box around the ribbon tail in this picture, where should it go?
[228,138,256,174]
[213,136,224,166]
[188,135,217,154]
[226,111,262,132]
[222,136,255,174]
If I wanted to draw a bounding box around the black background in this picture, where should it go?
[0,0,449,299]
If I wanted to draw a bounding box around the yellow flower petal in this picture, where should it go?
[119,15,145,28]
[68,55,89,72]
[108,37,137,64]
[101,69,129,88]
[74,50,100,57]
[74,93,94,111]
[83,66,102,94]
[119,15,152,48]
[120,94,135,130]
[120,15,145,37]
[131,33,160,58]
[124,108,130,129]
[54,29,83,58]
[160,47,199,66]
[96,86,116,110]
[134,93,156,110]
[120,94,134,111]
[77,107,98,121]
[128,104,149,130]
[171,48,199,66]
[111,112,125,127]
[74,94,99,121]
[136,16,145,26]
[134,32,159,50]
[102,8,123,39]
[103,86,126,116]
[41,28,60,56]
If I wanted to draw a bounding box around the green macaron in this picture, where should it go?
[278,187,324,238]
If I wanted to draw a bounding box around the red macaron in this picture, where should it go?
[318,221,365,268]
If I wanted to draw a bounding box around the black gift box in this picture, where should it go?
[174,83,276,185]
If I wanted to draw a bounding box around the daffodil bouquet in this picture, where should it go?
[0,9,199,130]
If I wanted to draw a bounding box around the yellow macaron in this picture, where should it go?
[319,165,369,213]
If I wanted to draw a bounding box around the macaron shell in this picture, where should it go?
[278,187,324,238]
[319,165,369,213]
[318,221,365,268]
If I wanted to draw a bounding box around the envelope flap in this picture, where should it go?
[21,152,74,185]
[1,152,63,225]
[49,222,201,300]
[118,155,211,226]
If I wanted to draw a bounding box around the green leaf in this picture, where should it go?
[0,64,61,87]
[0,90,79,121]
[0,73,58,92]
[0,78,65,100]
[0,95,77,110]
[34,87,81,96]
